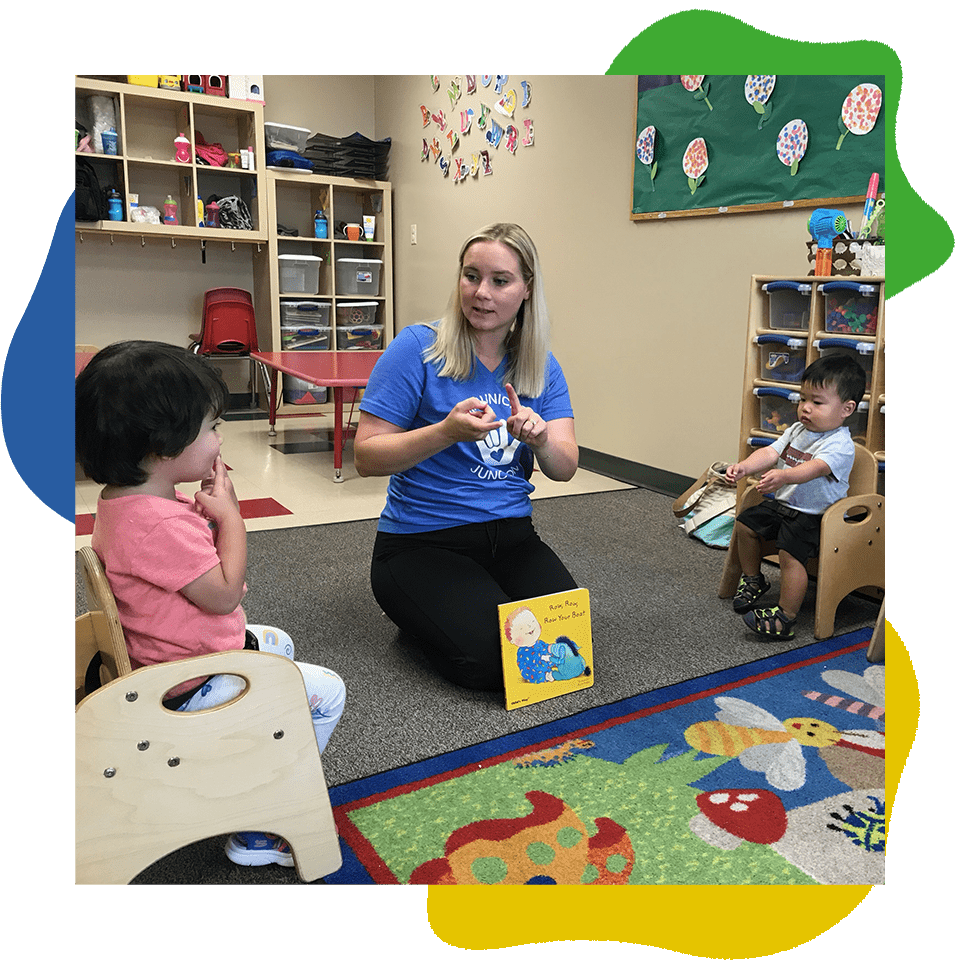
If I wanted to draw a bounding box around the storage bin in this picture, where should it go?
[281,324,331,351]
[845,401,870,444]
[755,334,807,383]
[281,300,331,325]
[337,324,383,350]
[814,338,875,382]
[279,255,323,295]
[336,301,379,326]
[283,374,326,406]
[762,281,812,330]
[754,386,799,434]
[265,122,310,153]
[336,259,382,296]
[821,281,879,335]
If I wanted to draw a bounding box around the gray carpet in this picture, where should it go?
[76,485,881,883]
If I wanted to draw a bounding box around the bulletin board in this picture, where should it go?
[632,75,885,220]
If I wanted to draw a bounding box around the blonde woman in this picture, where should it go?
[355,223,579,690]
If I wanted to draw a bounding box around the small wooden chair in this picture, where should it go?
[718,444,884,639]
[76,546,132,704]
[75,548,342,883]
[76,651,342,883]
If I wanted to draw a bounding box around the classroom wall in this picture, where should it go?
[76,75,862,481]
[373,75,862,480]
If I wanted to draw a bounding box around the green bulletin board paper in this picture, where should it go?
[632,75,885,219]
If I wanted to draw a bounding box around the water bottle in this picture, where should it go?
[107,188,123,221]
[163,195,179,226]
[314,209,328,239]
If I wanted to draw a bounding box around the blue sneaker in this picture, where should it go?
[225,831,294,867]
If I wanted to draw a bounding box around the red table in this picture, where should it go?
[251,350,383,482]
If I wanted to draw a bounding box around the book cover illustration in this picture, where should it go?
[498,588,593,710]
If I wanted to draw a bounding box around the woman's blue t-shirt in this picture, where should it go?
[359,324,574,533]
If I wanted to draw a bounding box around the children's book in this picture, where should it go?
[498,588,594,710]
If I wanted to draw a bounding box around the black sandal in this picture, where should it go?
[743,605,797,640]
[732,573,770,613]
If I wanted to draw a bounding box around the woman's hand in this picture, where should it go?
[441,397,505,444]
[504,383,547,448]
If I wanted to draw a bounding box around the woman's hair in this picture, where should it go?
[422,222,551,396]
[75,340,230,486]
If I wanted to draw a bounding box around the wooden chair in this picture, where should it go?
[75,550,342,884]
[76,650,342,884]
[76,546,132,704]
[718,444,884,639]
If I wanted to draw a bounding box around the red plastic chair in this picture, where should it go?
[189,287,269,407]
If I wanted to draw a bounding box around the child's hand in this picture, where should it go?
[194,457,240,523]
[725,462,746,483]
[755,468,789,494]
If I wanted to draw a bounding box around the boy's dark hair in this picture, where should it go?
[76,341,230,486]
[801,353,866,405]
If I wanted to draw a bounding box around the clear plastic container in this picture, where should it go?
[279,255,323,295]
[336,259,382,296]
[762,281,812,330]
[821,281,879,335]
[755,334,807,383]
[336,301,379,326]
[336,324,383,350]
[281,324,331,351]
[814,338,875,382]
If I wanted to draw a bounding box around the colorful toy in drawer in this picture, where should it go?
[337,324,384,350]
[821,281,879,335]
[814,338,875,381]
[336,301,379,326]
[754,386,799,434]
[281,324,331,351]
[761,281,812,330]
[754,334,807,383]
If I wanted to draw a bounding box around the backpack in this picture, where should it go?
[76,158,107,221]
[672,461,738,548]
[213,194,253,230]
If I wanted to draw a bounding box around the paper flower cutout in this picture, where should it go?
[636,124,657,190]
[776,119,808,176]
[745,75,776,128]
[681,75,712,110]
[682,137,708,194]
[837,83,882,149]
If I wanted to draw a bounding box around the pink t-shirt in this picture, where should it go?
[92,492,246,696]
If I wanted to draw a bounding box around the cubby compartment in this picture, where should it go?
[821,281,880,335]
[336,301,379,326]
[761,281,812,330]
[755,334,807,384]
[814,338,875,383]
[281,324,332,351]
[754,386,799,435]
[337,324,384,350]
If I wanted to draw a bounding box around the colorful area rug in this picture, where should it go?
[328,631,884,885]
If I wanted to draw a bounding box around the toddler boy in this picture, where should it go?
[724,353,866,639]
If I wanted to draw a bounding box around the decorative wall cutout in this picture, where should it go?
[418,75,536,187]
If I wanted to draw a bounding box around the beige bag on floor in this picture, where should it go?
[672,461,738,546]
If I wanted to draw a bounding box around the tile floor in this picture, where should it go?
[75,410,634,548]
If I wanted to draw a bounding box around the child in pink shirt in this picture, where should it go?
[76,340,345,870]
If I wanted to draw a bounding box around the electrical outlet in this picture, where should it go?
[410,224,417,245]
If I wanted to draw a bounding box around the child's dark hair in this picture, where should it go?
[76,340,230,486]
[801,354,866,405]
